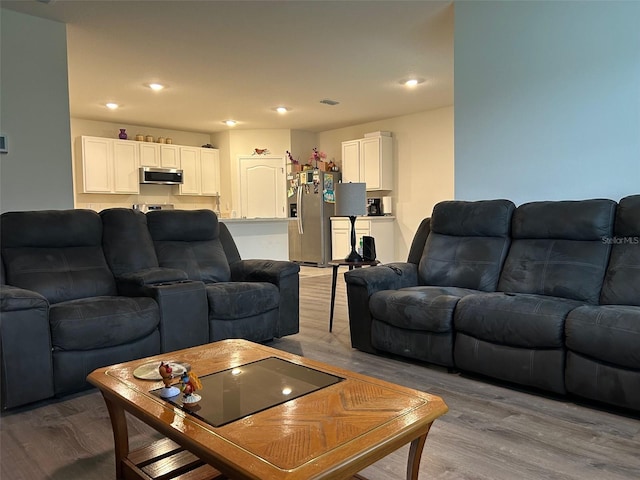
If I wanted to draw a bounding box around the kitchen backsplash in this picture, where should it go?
[75,184,219,212]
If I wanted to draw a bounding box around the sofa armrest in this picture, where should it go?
[229,260,300,284]
[344,262,419,293]
[344,262,419,353]
[229,260,300,338]
[0,285,55,409]
[136,281,209,352]
[115,267,189,296]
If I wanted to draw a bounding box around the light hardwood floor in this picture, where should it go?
[1,267,639,480]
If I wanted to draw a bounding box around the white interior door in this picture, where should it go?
[239,155,286,218]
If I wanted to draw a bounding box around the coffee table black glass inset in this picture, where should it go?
[329,259,379,332]
[151,357,342,427]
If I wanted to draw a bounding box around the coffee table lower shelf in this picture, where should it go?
[124,436,379,480]
[124,437,224,480]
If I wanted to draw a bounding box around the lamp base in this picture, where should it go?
[344,250,363,263]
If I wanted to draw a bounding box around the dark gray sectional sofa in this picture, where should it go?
[345,195,639,412]
[0,208,299,410]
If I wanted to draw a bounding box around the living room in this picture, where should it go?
[1,1,639,479]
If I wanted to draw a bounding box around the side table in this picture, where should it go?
[329,259,379,332]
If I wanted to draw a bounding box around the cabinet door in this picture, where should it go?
[139,143,160,167]
[160,145,180,168]
[341,140,360,183]
[361,137,381,190]
[113,140,139,194]
[179,147,201,195]
[82,136,112,193]
[332,218,367,260]
[332,227,351,260]
[200,148,220,196]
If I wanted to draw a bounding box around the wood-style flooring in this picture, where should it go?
[1,267,639,480]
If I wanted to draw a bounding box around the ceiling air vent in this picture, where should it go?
[320,99,340,106]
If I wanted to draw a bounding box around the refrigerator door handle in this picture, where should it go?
[297,185,303,234]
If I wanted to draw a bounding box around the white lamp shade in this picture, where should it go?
[335,182,367,217]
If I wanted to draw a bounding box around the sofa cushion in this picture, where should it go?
[370,286,478,332]
[205,282,279,320]
[455,292,583,348]
[566,305,640,369]
[50,296,159,350]
[147,210,231,283]
[498,199,616,304]
[600,195,640,306]
[1,210,117,303]
[100,208,159,276]
[418,199,515,291]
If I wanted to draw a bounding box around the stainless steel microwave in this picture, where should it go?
[139,167,183,185]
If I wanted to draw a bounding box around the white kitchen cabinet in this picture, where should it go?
[331,216,396,263]
[81,136,139,194]
[160,144,180,168]
[341,133,393,191]
[200,148,220,196]
[139,142,160,167]
[179,146,220,196]
[139,143,180,168]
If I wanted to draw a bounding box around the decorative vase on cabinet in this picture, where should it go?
[118,129,127,140]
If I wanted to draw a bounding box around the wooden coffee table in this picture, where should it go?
[87,339,448,480]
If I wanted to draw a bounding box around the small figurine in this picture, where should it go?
[158,361,180,398]
[180,371,203,408]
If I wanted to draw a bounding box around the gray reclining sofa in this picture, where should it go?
[345,195,639,412]
[0,208,299,410]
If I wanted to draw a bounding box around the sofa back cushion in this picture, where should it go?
[0,209,117,303]
[418,199,515,291]
[600,195,640,306]
[146,209,231,283]
[100,208,159,276]
[498,199,616,303]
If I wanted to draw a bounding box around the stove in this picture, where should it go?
[132,204,175,213]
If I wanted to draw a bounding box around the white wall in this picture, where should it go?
[318,107,455,261]
[0,9,74,213]
[454,1,640,204]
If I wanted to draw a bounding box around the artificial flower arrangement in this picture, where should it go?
[286,150,299,165]
[286,150,303,172]
[310,147,327,167]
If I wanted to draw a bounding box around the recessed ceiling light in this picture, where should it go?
[275,106,288,114]
[223,120,237,127]
[148,83,164,91]
[401,78,425,87]
[105,102,119,110]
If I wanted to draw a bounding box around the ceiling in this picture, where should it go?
[3,0,454,134]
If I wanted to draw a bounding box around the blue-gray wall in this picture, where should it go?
[454,1,640,204]
[0,9,74,212]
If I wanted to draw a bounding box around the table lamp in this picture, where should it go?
[335,182,367,262]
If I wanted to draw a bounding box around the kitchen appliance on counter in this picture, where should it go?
[288,169,341,266]
[367,198,383,216]
[132,203,174,213]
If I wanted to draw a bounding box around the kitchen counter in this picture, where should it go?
[220,217,289,260]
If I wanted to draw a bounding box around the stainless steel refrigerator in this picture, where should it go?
[288,169,340,266]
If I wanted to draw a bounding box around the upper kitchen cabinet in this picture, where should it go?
[179,146,220,196]
[341,132,393,191]
[81,136,139,194]
[139,143,180,168]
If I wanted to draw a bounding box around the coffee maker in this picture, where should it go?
[367,198,383,216]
